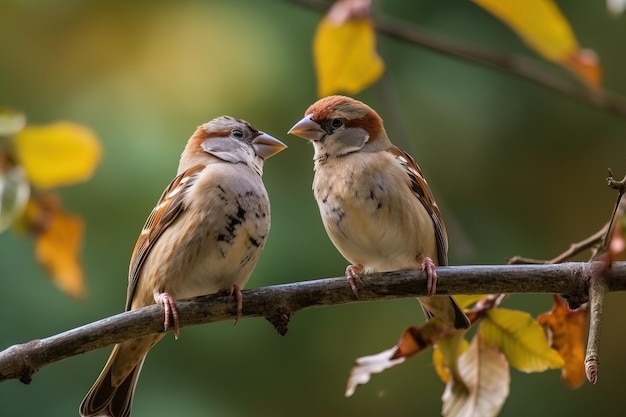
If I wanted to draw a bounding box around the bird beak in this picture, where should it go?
[288,114,325,141]
[252,132,288,159]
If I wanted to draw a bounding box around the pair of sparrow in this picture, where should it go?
[80,95,470,417]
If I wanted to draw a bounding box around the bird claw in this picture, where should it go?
[422,257,437,296]
[226,284,243,326]
[345,264,364,298]
[154,292,180,340]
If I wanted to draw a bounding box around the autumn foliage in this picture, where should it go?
[313,0,600,99]
[0,110,101,298]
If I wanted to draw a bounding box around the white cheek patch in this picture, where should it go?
[336,127,369,155]
[201,138,248,164]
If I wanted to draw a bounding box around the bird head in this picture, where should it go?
[180,116,286,174]
[288,95,390,158]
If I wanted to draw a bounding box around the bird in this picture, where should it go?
[79,116,287,417]
[288,95,469,330]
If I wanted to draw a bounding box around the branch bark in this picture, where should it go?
[2,262,626,384]
[287,0,626,118]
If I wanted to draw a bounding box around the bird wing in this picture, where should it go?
[125,165,205,310]
[387,146,448,266]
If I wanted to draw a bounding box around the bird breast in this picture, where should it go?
[313,152,436,272]
[138,162,270,304]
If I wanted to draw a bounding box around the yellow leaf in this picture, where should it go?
[482,308,564,372]
[471,0,602,87]
[454,294,486,310]
[433,347,448,383]
[537,295,587,388]
[14,122,102,188]
[442,331,510,417]
[29,195,86,298]
[433,332,469,384]
[313,15,384,97]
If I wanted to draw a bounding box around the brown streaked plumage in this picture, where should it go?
[80,116,286,417]
[289,95,469,330]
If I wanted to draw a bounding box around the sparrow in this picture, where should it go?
[80,116,287,417]
[288,95,469,330]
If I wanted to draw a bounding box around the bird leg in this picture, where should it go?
[421,257,437,296]
[226,284,243,326]
[154,291,180,340]
[345,264,364,298]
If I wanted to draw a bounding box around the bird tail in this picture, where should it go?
[418,295,470,329]
[79,344,146,417]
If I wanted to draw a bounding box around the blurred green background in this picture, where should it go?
[1,0,626,416]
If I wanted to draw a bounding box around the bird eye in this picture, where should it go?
[331,118,343,128]
[232,129,244,138]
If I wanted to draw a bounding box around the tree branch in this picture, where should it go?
[2,262,626,384]
[286,0,626,118]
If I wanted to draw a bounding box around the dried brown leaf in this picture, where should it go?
[537,295,588,388]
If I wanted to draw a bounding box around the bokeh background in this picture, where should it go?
[1,0,626,416]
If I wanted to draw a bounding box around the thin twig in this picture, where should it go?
[585,263,608,384]
[510,171,626,266]
[598,170,626,256]
[286,0,626,118]
[1,262,626,384]
[509,227,607,265]
[606,168,626,194]
[554,227,608,264]
[582,172,626,384]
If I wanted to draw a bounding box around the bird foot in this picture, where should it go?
[345,264,364,298]
[226,284,243,326]
[154,292,180,339]
[422,257,437,296]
